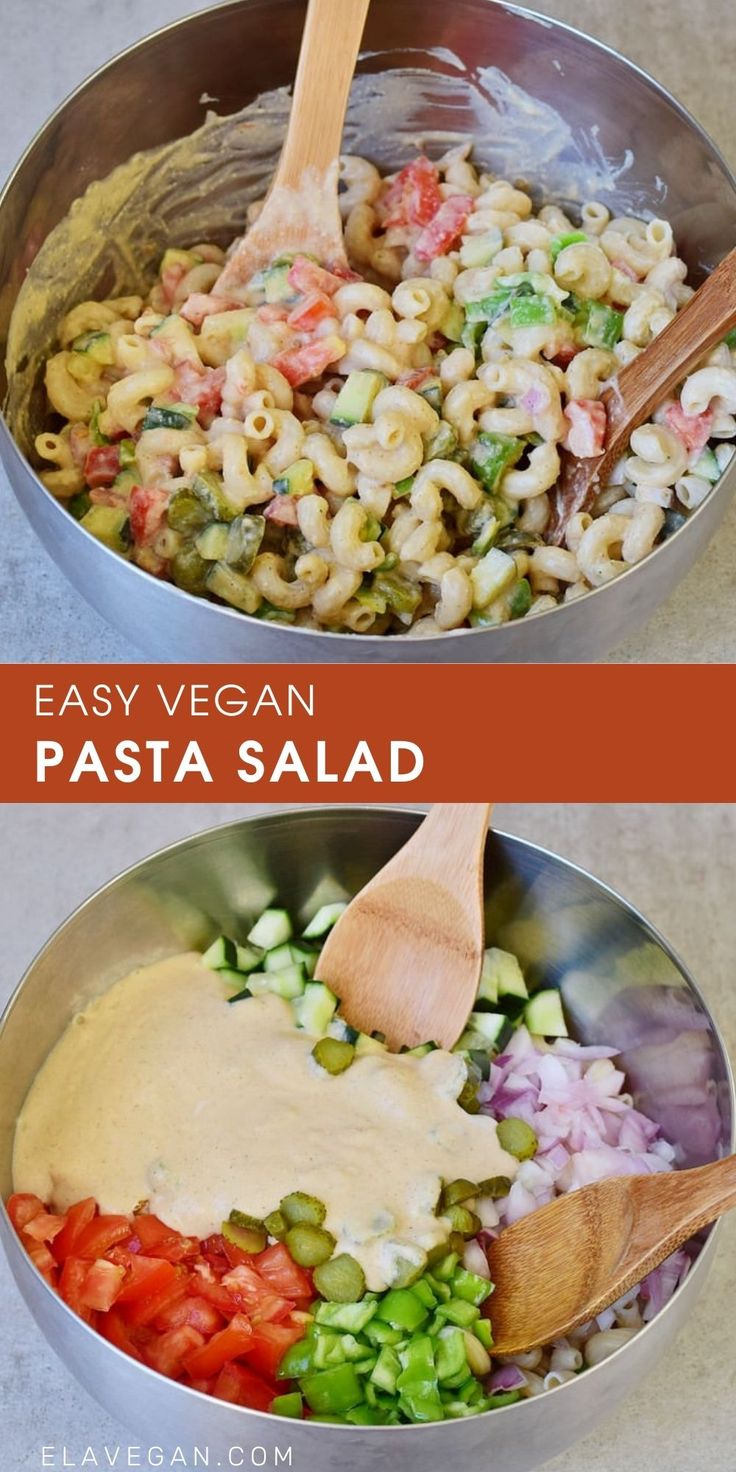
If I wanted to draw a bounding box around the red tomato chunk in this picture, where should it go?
[6,1193,311,1414]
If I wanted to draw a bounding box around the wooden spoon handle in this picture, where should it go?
[392,803,492,893]
[274,0,371,190]
[600,244,736,476]
[621,1154,736,1282]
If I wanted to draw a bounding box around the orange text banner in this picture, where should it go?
[0,664,732,802]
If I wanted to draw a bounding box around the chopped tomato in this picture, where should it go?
[121,1271,189,1328]
[414,194,474,261]
[380,157,442,229]
[79,1260,126,1312]
[155,1294,224,1336]
[255,1243,313,1301]
[256,304,292,323]
[287,291,335,332]
[271,335,345,387]
[129,485,169,549]
[7,1193,45,1231]
[111,1252,179,1305]
[398,367,436,393]
[52,1198,97,1263]
[170,362,225,428]
[74,1215,132,1260]
[551,344,580,370]
[161,262,188,306]
[23,1210,67,1243]
[287,256,345,297]
[84,444,122,488]
[192,1269,241,1318]
[212,1361,276,1412]
[69,423,92,468]
[221,1261,294,1322]
[245,1320,305,1380]
[97,1307,144,1362]
[145,1324,206,1378]
[27,1240,58,1282]
[665,403,713,453]
[563,398,607,458]
[183,1314,254,1379]
[130,1212,186,1255]
[180,293,239,328]
[59,1257,96,1322]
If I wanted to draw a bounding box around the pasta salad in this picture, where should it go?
[36,147,736,635]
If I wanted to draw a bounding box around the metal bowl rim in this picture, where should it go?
[2,803,733,1431]
[2,0,736,649]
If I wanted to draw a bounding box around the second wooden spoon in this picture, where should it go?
[549,244,736,541]
[487,1153,736,1354]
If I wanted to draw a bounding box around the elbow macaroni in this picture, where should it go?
[33,148,735,633]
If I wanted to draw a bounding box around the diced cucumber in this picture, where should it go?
[459,228,503,268]
[418,378,443,412]
[692,447,720,483]
[149,314,201,365]
[407,1042,436,1057]
[355,1032,388,1056]
[524,988,568,1037]
[296,982,339,1035]
[142,403,198,431]
[205,562,260,614]
[195,522,231,560]
[486,947,528,1001]
[201,935,263,973]
[470,514,500,558]
[470,547,517,610]
[272,458,315,497]
[113,468,140,496]
[302,902,348,938]
[220,967,253,992]
[455,1011,509,1052]
[508,577,532,620]
[80,505,129,553]
[264,263,297,304]
[266,963,307,1000]
[425,422,458,461]
[439,303,465,342]
[248,908,293,950]
[72,330,115,366]
[330,371,387,427]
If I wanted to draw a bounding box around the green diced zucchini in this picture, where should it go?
[205,561,260,614]
[272,458,315,497]
[354,1032,388,1056]
[579,300,624,350]
[418,377,443,412]
[459,229,503,269]
[195,522,231,560]
[330,371,387,427]
[550,230,588,264]
[142,403,197,431]
[524,988,568,1037]
[470,547,517,610]
[438,303,465,342]
[425,422,457,461]
[267,963,307,1000]
[295,982,339,1034]
[693,447,720,483]
[302,902,347,938]
[80,505,130,554]
[482,947,528,1003]
[249,908,293,949]
[72,330,115,366]
[455,1011,509,1053]
[202,934,263,972]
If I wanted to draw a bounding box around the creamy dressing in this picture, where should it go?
[13,953,517,1290]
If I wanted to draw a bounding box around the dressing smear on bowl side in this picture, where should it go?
[12,952,517,1292]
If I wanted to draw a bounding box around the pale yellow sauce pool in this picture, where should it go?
[13,952,517,1290]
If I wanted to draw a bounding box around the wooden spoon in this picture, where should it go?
[214,0,370,297]
[486,1155,736,1354]
[548,244,736,542]
[315,804,492,1051]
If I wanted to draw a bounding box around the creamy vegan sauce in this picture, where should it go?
[13,953,517,1290]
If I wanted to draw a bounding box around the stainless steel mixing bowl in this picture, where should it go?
[1,807,732,1470]
[1,0,735,663]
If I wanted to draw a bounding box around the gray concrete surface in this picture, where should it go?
[1,0,735,661]
[1,803,734,1469]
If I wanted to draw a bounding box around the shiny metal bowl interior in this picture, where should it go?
[1,807,732,1472]
[1,0,736,662]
